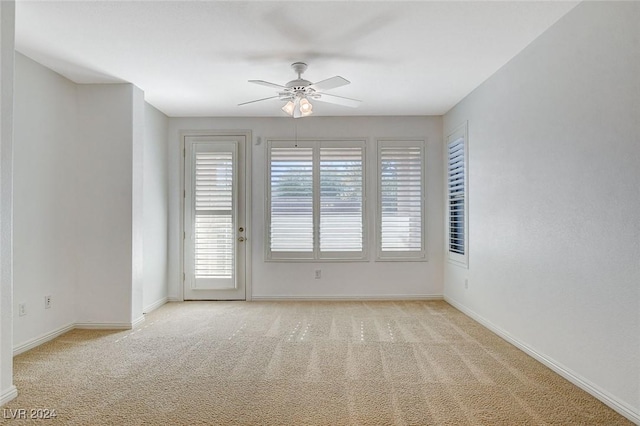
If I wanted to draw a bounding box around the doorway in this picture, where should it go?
[183,133,250,300]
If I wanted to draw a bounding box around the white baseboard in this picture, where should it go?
[131,315,145,329]
[13,320,143,356]
[167,296,182,302]
[74,322,133,330]
[13,323,75,356]
[143,297,168,314]
[444,296,640,425]
[0,385,18,406]
[251,294,443,301]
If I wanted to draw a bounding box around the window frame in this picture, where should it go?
[446,122,469,267]
[265,138,368,262]
[376,139,427,262]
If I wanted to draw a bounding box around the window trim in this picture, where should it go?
[265,138,368,262]
[376,139,427,262]
[446,122,469,268]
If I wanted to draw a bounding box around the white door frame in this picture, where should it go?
[180,130,252,301]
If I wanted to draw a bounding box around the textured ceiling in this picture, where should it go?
[15,1,578,117]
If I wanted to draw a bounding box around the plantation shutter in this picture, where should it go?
[193,146,236,288]
[269,144,314,258]
[378,141,425,259]
[320,145,364,257]
[448,134,466,256]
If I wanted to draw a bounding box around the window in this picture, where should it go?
[269,143,314,256]
[320,146,364,254]
[446,123,468,266]
[267,140,366,261]
[377,140,426,260]
[194,150,234,279]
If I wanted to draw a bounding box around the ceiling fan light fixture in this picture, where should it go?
[282,100,295,115]
[292,97,302,119]
[282,96,313,117]
[300,98,313,112]
[299,98,313,114]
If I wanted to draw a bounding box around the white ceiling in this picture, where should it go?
[15,1,578,118]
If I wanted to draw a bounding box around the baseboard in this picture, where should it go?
[143,297,168,314]
[13,323,75,356]
[131,315,145,329]
[444,296,640,425]
[251,294,443,301]
[74,322,133,330]
[13,319,143,356]
[0,385,17,406]
[167,296,182,302]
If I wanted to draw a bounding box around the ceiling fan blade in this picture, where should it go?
[314,92,361,108]
[238,95,281,106]
[309,76,350,91]
[248,80,288,90]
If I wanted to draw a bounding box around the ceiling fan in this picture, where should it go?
[238,62,361,118]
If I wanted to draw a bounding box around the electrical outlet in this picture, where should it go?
[18,303,26,316]
[464,279,469,289]
[45,295,51,309]
[314,269,321,279]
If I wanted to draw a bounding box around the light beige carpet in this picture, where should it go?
[1,301,631,425]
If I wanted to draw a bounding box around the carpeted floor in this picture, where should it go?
[1,301,632,425]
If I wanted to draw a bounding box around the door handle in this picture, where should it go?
[238,237,246,242]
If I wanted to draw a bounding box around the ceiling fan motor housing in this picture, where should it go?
[286,62,314,95]
[285,80,312,90]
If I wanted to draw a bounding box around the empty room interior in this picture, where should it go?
[0,0,638,424]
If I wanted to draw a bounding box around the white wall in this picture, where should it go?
[168,116,444,300]
[131,86,144,324]
[13,53,77,348]
[443,1,639,421]
[11,54,165,336]
[142,103,169,311]
[12,55,156,338]
[75,84,139,326]
[0,0,16,406]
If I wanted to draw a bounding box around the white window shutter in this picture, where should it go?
[320,145,365,257]
[448,138,465,255]
[268,145,314,257]
[446,122,468,266]
[378,140,426,260]
[267,140,367,261]
[194,151,234,278]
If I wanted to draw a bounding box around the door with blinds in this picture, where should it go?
[184,135,246,300]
